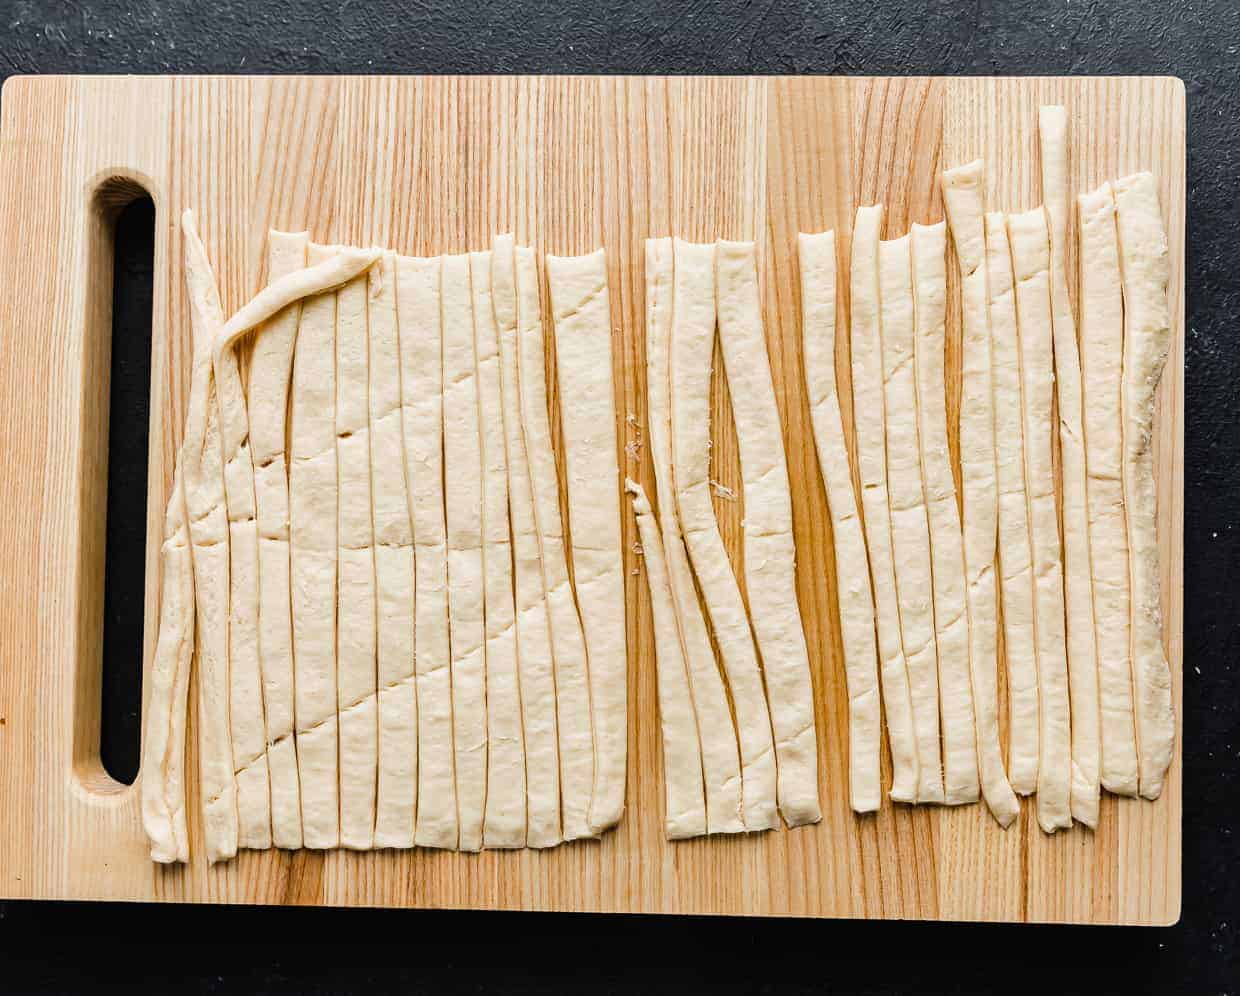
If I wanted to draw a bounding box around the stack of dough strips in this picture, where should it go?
[142,225,627,863]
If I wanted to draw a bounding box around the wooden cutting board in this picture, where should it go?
[0,74,1183,923]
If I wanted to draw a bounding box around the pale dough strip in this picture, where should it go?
[797,230,881,814]
[646,237,743,834]
[547,248,628,834]
[1077,183,1139,798]
[983,212,1041,803]
[473,246,530,849]
[442,252,486,851]
[940,166,1019,826]
[1007,208,1073,833]
[515,246,595,841]
[370,251,417,848]
[669,238,777,830]
[1113,171,1176,801]
[248,229,307,849]
[1039,106,1102,828]
[494,236,561,848]
[396,255,457,850]
[911,221,979,805]
[716,239,821,827]
[879,233,945,805]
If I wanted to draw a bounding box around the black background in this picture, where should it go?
[1,1,1236,993]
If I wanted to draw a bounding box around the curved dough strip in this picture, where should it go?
[646,237,743,834]
[669,238,777,830]
[547,248,628,834]
[627,479,708,839]
[848,208,919,805]
[797,229,881,814]
[911,222,979,805]
[940,165,1019,826]
[1078,184,1139,798]
[879,233,945,805]
[515,247,595,841]
[494,236,562,848]
[1039,106,1102,828]
[1113,171,1176,801]
[716,239,821,827]
[1008,207,1073,833]
[983,213,1041,802]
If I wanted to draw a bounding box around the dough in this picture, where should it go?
[1077,184,1139,798]
[289,242,342,849]
[878,233,945,805]
[1113,171,1176,801]
[645,237,744,833]
[1039,106,1102,828]
[472,247,530,849]
[514,246,595,841]
[715,239,820,827]
[247,229,308,849]
[396,254,457,850]
[441,251,486,851]
[1007,208,1073,832]
[983,213,1041,801]
[910,222,979,805]
[796,230,881,814]
[546,248,628,834]
[140,463,193,863]
[668,239,777,830]
[369,251,417,848]
[627,478,708,838]
[848,208,919,805]
[493,235,561,848]
[940,165,1019,826]
[178,210,238,863]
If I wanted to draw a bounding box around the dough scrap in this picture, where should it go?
[716,239,820,827]
[797,229,881,814]
[669,238,777,830]
[940,165,1019,826]
[848,208,920,805]
[646,237,744,833]
[547,248,628,834]
[910,221,979,805]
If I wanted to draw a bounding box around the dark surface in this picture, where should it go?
[1,0,1237,992]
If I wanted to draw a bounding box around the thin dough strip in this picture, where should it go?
[493,236,561,848]
[983,213,1041,800]
[442,252,486,851]
[1078,184,1139,798]
[716,239,821,827]
[645,237,743,834]
[797,230,881,814]
[397,255,457,850]
[628,479,708,838]
[473,247,530,849]
[370,251,417,848]
[848,209,920,805]
[179,210,239,863]
[1113,172,1176,801]
[911,222,979,805]
[248,229,308,849]
[547,249,628,834]
[669,238,777,830]
[879,233,945,805]
[1007,208,1073,832]
[940,166,1019,826]
[514,247,595,841]
[1039,106,1102,828]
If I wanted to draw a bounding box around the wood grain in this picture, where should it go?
[0,75,1183,923]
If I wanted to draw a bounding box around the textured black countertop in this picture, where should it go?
[1,1,1236,992]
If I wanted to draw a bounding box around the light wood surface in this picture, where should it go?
[0,75,1183,922]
